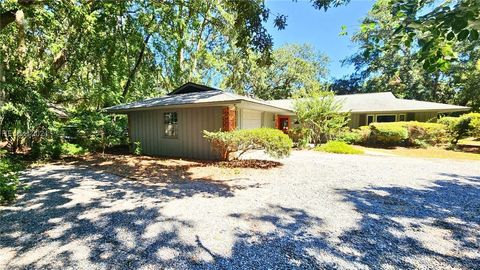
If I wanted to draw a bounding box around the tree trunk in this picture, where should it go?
[122,32,152,99]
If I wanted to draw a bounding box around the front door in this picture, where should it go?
[278,116,290,133]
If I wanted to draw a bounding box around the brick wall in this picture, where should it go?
[222,107,236,131]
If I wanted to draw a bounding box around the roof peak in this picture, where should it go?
[167,82,222,95]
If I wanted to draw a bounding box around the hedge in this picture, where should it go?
[439,113,480,143]
[349,121,451,147]
[203,128,293,160]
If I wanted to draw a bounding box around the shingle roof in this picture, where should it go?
[266,92,470,113]
[106,82,469,114]
[105,90,291,113]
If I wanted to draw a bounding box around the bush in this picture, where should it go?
[30,137,62,160]
[470,116,480,139]
[404,122,451,146]
[315,141,364,154]
[336,130,363,144]
[293,89,350,143]
[64,110,127,152]
[287,127,311,149]
[61,143,88,156]
[203,128,293,160]
[439,113,480,143]
[369,123,409,145]
[0,150,24,204]
[133,141,142,155]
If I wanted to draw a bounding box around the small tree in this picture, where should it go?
[293,88,349,144]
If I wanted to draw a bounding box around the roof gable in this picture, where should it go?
[167,82,220,95]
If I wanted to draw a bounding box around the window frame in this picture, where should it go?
[163,112,179,138]
[366,114,375,125]
[398,114,406,122]
[375,114,397,123]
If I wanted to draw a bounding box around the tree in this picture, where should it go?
[293,88,349,144]
[360,0,480,72]
[343,0,477,107]
[222,43,329,99]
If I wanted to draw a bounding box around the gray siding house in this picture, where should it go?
[106,82,469,159]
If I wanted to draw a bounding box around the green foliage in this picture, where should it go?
[356,122,450,147]
[133,141,143,156]
[336,130,363,144]
[293,88,350,144]
[203,128,293,161]
[30,137,62,160]
[0,150,24,204]
[470,115,480,139]
[287,127,311,149]
[64,110,127,152]
[315,141,364,155]
[61,143,87,156]
[369,123,409,145]
[439,113,480,143]
[223,44,330,99]
[341,0,480,111]
[404,122,451,146]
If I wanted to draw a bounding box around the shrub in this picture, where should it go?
[64,110,127,152]
[30,137,62,160]
[315,141,364,154]
[61,143,88,156]
[133,141,142,155]
[203,128,293,160]
[470,116,480,139]
[0,150,24,204]
[404,122,451,146]
[337,130,363,144]
[287,127,311,149]
[293,89,350,143]
[439,113,480,143]
[369,123,409,145]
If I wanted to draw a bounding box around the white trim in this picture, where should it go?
[398,114,406,121]
[366,114,375,125]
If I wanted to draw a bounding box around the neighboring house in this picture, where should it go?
[106,82,469,159]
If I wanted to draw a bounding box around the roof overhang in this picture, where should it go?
[106,100,241,114]
[348,107,470,114]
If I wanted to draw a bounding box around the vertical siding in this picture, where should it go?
[415,112,438,122]
[129,107,223,160]
[262,112,275,128]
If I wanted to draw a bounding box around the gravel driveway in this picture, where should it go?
[1,151,479,269]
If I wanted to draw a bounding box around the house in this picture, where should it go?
[106,82,469,159]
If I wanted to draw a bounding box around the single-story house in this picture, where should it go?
[106,82,469,159]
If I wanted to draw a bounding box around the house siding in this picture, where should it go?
[129,107,223,160]
[349,111,439,128]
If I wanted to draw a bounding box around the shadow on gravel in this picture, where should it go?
[334,173,480,269]
[0,166,252,269]
[2,167,479,269]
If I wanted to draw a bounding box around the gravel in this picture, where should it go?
[1,151,479,269]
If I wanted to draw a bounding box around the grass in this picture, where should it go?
[358,145,480,161]
[458,137,480,147]
[315,141,364,155]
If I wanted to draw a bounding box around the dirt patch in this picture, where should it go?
[60,154,282,183]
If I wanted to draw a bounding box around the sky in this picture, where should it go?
[265,0,376,81]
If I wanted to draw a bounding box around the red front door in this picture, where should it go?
[278,116,290,133]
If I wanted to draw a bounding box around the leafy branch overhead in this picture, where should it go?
[363,0,480,72]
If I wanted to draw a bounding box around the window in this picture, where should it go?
[164,112,178,137]
[367,115,375,125]
[398,114,406,121]
[376,115,397,122]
